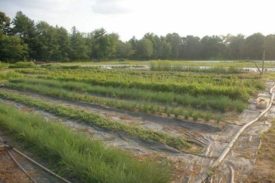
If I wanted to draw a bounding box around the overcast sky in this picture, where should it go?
[1,0,275,41]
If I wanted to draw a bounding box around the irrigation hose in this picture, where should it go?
[0,136,36,183]
[0,136,72,183]
[11,147,72,183]
[212,83,275,168]
[7,150,37,183]
[198,82,275,183]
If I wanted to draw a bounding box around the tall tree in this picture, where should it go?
[35,21,57,61]
[0,33,28,62]
[241,33,265,60]
[54,26,70,61]
[264,34,275,60]
[182,36,201,59]
[224,34,245,59]
[69,26,89,60]
[116,41,134,59]
[165,33,182,59]
[12,11,38,59]
[136,38,153,59]
[0,11,11,35]
[200,36,225,59]
[89,28,116,60]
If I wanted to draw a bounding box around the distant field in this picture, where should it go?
[36,60,275,68]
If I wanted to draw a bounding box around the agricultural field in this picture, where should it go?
[40,60,275,69]
[0,61,274,183]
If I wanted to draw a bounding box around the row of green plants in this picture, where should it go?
[149,60,275,68]
[10,78,247,112]
[17,66,261,87]
[0,102,170,183]
[0,90,194,151]
[5,82,221,122]
[150,61,243,73]
[31,73,252,101]
[17,67,263,94]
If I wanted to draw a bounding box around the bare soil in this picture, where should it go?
[0,150,32,183]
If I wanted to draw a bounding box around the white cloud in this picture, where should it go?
[92,0,130,14]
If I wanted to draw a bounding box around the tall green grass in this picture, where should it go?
[10,78,247,112]
[9,61,37,68]
[17,67,261,101]
[150,61,243,73]
[0,102,171,183]
[0,90,193,151]
[5,82,220,122]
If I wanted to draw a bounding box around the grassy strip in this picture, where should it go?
[10,78,247,112]
[39,74,251,101]
[0,102,170,183]
[0,90,193,151]
[150,61,243,73]
[18,68,258,101]
[5,82,220,122]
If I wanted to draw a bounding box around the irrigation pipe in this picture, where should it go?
[0,137,72,183]
[195,83,275,183]
[229,165,234,183]
[0,136,36,183]
[12,147,72,183]
[7,150,37,183]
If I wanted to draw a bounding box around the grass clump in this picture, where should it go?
[9,61,36,68]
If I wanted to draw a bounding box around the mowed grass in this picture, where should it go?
[0,101,171,183]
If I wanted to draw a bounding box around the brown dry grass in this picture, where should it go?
[246,120,275,183]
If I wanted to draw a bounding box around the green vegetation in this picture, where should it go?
[150,61,242,73]
[10,77,248,111]
[0,70,22,83]
[8,61,36,68]
[5,66,263,123]
[0,58,267,182]
[0,90,193,151]
[18,68,262,101]
[6,80,219,121]
[0,102,170,183]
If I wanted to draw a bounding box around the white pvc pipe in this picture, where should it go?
[211,84,275,168]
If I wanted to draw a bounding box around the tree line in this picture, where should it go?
[1,11,275,62]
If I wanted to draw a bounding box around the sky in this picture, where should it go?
[0,0,275,41]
